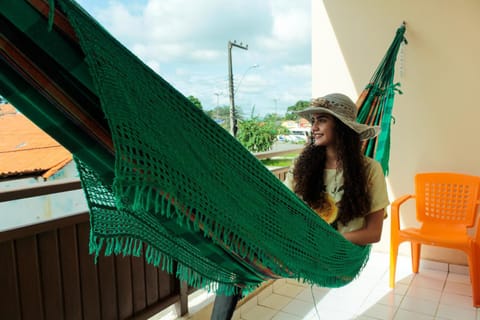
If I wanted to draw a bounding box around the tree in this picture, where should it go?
[262,113,283,123]
[187,95,203,110]
[262,113,289,135]
[237,118,277,152]
[205,105,243,133]
[284,100,309,120]
[205,105,229,130]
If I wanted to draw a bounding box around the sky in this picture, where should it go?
[76,0,312,118]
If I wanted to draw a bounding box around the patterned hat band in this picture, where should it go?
[310,96,357,121]
[296,93,380,141]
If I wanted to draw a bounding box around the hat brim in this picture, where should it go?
[296,106,380,141]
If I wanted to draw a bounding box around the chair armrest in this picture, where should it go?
[391,194,415,232]
[474,198,480,243]
[391,194,415,213]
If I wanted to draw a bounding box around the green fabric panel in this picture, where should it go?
[1,0,96,93]
[1,0,115,183]
[1,0,106,131]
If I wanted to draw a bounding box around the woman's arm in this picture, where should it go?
[341,209,384,245]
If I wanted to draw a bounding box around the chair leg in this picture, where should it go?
[469,245,480,307]
[411,242,421,273]
[390,241,399,288]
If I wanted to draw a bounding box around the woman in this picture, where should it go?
[211,93,389,319]
[284,93,389,245]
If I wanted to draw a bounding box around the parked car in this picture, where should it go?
[277,134,287,142]
[277,134,304,143]
[288,128,311,142]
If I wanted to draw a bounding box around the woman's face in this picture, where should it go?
[311,113,336,147]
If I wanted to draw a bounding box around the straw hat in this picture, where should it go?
[296,93,380,140]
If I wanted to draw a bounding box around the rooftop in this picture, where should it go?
[0,103,72,179]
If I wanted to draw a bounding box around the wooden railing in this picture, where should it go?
[0,212,191,320]
[0,149,297,320]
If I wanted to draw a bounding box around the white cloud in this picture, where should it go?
[283,64,312,78]
[271,5,311,45]
[190,49,222,62]
[76,0,311,116]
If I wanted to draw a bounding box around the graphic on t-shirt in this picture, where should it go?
[313,193,338,224]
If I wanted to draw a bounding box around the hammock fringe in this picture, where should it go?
[89,230,260,295]
[111,181,367,291]
[88,230,365,296]
[88,232,260,296]
[117,181,275,275]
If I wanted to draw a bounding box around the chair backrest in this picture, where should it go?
[415,172,480,228]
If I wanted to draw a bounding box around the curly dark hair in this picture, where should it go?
[293,118,370,224]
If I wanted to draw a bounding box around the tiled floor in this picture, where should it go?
[154,251,479,320]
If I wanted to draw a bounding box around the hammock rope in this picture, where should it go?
[0,0,404,295]
[356,23,407,175]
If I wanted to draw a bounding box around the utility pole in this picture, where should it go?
[228,40,248,137]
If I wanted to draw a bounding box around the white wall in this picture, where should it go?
[313,0,480,265]
[0,162,88,231]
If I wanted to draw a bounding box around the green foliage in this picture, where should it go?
[276,126,289,135]
[263,113,282,123]
[262,113,289,136]
[205,105,230,121]
[203,99,310,138]
[187,95,203,110]
[205,105,244,132]
[260,156,297,167]
[285,100,309,120]
[237,118,277,152]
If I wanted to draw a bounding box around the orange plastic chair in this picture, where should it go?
[389,172,480,307]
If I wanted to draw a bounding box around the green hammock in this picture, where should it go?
[356,23,407,175]
[0,0,402,295]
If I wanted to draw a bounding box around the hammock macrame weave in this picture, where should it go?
[356,23,407,175]
[58,0,369,294]
[0,0,401,295]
